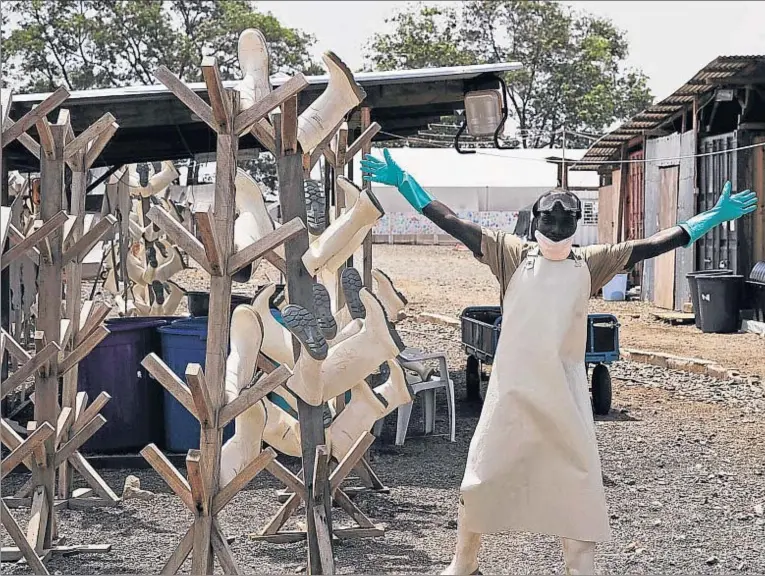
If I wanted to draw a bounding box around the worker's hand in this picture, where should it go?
[712,181,758,221]
[678,180,759,247]
[361,149,405,188]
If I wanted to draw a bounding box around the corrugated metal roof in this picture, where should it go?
[573,55,765,170]
[11,62,522,105]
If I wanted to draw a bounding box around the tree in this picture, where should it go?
[365,1,653,148]
[1,0,322,92]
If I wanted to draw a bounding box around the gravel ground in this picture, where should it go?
[3,245,764,574]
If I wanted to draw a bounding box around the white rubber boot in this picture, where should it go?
[329,360,411,461]
[262,398,302,457]
[322,223,373,275]
[372,268,408,322]
[442,501,482,575]
[220,304,268,487]
[143,246,183,284]
[234,28,274,137]
[302,178,383,276]
[284,290,404,406]
[328,318,362,346]
[562,539,596,575]
[160,281,184,315]
[219,400,267,487]
[297,52,366,153]
[252,284,295,368]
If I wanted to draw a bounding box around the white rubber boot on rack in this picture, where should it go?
[143,246,183,285]
[330,360,412,461]
[283,289,404,406]
[234,28,274,137]
[302,177,384,276]
[297,52,366,153]
[220,304,267,487]
[372,268,408,322]
[252,284,295,368]
[160,281,185,315]
[262,399,302,457]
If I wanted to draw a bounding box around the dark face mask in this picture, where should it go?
[535,204,578,242]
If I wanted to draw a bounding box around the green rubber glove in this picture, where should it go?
[678,181,758,247]
[361,148,434,213]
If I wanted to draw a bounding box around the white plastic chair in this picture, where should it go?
[383,348,456,446]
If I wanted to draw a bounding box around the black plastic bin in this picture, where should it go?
[687,269,733,328]
[695,274,744,333]
[77,316,179,453]
[746,280,765,322]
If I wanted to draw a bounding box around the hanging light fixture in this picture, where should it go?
[454,74,512,154]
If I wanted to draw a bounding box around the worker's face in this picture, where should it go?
[535,204,578,242]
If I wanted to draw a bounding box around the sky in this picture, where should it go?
[257,0,765,103]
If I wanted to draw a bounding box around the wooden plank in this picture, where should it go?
[62,215,116,264]
[36,118,56,159]
[346,122,381,161]
[329,433,375,493]
[265,459,307,500]
[63,113,116,159]
[54,414,106,466]
[249,121,276,155]
[7,224,41,265]
[26,487,49,553]
[218,364,290,427]
[71,391,110,434]
[76,302,111,346]
[201,56,228,131]
[153,66,216,131]
[210,519,239,575]
[654,165,679,309]
[309,120,344,171]
[1,210,68,271]
[161,524,194,575]
[650,311,695,325]
[0,422,54,478]
[186,449,207,513]
[212,447,276,515]
[140,444,194,511]
[1,329,30,363]
[260,493,302,536]
[332,488,375,529]
[84,122,118,169]
[312,445,334,573]
[1,86,69,148]
[186,364,214,427]
[194,204,223,276]
[228,217,305,275]
[333,526,385,539]
[146,205,211,274]
[141,353,197,418]
[274,105,334,575]
[234,74,309,136]
[68,452,120,503]
[58,325,109,375]
[0,501,49,574]
[1,341,60,401]
[360,108,374,287]
[55,407,74,449]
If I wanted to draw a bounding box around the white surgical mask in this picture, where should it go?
[534,230,574,261]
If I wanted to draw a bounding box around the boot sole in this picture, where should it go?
[312,282,338,340]
[304,179,327,235]
[373,268,408,305]
[324,51,366,103]
[151,281,165,305]
[281,304,329,361]
[340,268,366,320]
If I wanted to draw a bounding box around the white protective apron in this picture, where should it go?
[460,247,611,542]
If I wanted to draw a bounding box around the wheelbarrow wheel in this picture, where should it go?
[591,363,612,415]
[465,355,482,403]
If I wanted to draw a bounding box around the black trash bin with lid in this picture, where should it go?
[687,269,733,328]
[695,274,744,333]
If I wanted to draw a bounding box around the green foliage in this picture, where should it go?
[1,0,321,92]
[365,1,654,148]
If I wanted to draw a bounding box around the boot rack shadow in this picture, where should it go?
[1,87,121,573]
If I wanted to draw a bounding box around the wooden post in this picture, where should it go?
[360,108,374,287]
[35,121,66,549]
[274,101,335,575]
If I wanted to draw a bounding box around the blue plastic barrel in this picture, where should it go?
[158,317,235,452]
[78,316,179,453]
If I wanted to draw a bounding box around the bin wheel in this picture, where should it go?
[591,364,612,415]
[465,355,482,402]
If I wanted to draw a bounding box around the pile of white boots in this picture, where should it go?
[219,268,415,486]
[102,161,187,316]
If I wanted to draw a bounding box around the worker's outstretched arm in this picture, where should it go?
[625,181,757,268]
[361,149,483,255]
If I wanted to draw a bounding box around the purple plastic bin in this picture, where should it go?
[77,316,181,453]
